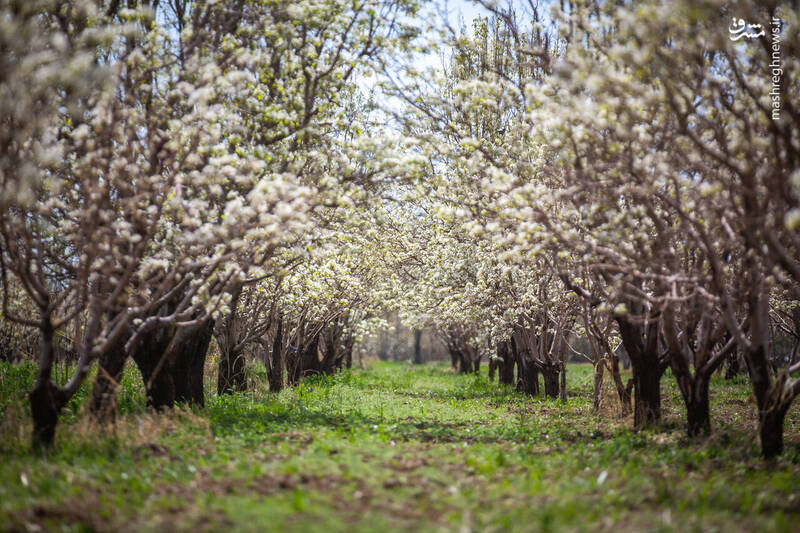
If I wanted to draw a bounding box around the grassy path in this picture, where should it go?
[1,361,799,532]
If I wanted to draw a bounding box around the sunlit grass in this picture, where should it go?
[1,360,798,532]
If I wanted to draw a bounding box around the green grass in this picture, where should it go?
[1,361,799,532]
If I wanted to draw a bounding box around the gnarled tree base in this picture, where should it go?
[30,379,67,450]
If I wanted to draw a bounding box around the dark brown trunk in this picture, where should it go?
[378,332,389,361]
[617,314,664,428]
[131,324,176,410]
[217,349,247,395]
[724,348,743,379]
[344,334,354,369]
[323,342,337,373]
[515,360,526,393]
[174,321,212,406]
[216,309,247,396]
[632,363,661,427]
[30,318,67,449]
[666,332,726,438]
[498,341,515,385]
[667,352,709,437]
[413,330,423,365]
[89,347,128,424]
[268,318,284,392]
[88,313,132,424]
[685,378,711,436]
[473,355,481,374]
[134,342,176,410]
[745,342,793,459]
[592,361,604,412]
[542,366,559,398]
[449,346,459,370]
[457,351,470,374]
[287,345,300,385]
[744,341,777,454]
[515,355,539,396]
[608,354,632,414]
[760,406,788,459]
[300,333,320,377]
[126,303,212,410]
[511,338,527,393]
[515,343,540,396]
[320,330,338,374]
[737,262,799,459]
[30,378,66,450]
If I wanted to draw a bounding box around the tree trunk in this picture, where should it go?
[287,345,300,385]
[216,311,247,396]
[724,349,743,379]
[685,378,711,437]
[320,329,339,374]
[457,350,470,374]
[499,342,515,385]
[759,405,789,460]
[511,338,531,394]
[632,363,661,427]
[89,346,128,424]
[617,314,664,428]
[664,336,716,438]
[132,322,214,410]
[268,318,284,392]
[542,366,559,398]
[592,361,604,412]
[744,341,794,459]
[516,358,540,396]
[449,346,459,370]
[174,321,212,406]
[515,360,526,393]
[29,317,68,449]
[134,342,175,410]
[300,333,320,377]
[378,332,389,361]
[130,321,173,410]
[608,355,632,414]
[218,349,247,395]
[87,311,133,424]
[515,350,540,396]
[30,378,67,450]
[413,330,423,365]
[344,335,354,369]
[743,339,783,458]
